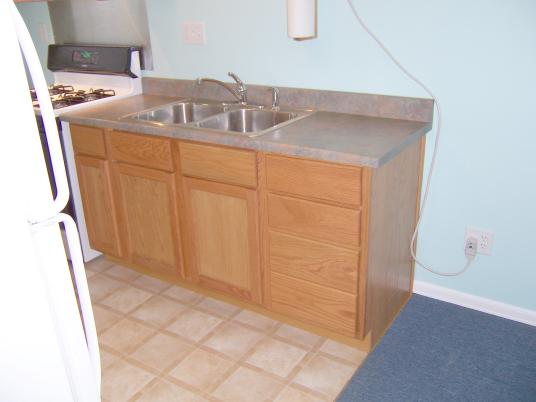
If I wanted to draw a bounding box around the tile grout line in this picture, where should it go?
[89,260,364,402]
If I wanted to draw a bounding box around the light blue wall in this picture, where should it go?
[16,2,54,85]
[144,0,536,310]
[18,1,536,310]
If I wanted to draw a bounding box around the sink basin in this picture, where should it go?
[123,99,313,136]
[194,109,299,135]
[126,101,226,125]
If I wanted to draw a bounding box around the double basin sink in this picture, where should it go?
[122,99,312,137]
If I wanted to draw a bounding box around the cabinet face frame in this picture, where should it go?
[70,125,422,346]
[181,176,262,303]
[112,162,184,279]
[74,154,122,257]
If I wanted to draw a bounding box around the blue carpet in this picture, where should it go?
[338,294,536,402]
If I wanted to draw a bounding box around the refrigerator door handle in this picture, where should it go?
[32,213,102,394]
[61,213,101,394]
[10,1,70,222]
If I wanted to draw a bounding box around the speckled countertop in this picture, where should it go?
[59,94,432,168]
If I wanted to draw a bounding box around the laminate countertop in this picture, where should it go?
[59,94,432,168]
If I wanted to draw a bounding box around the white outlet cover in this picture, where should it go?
[182,22,206,45]
[465,226,494,256]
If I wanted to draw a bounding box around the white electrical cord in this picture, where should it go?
[346,0,474,276]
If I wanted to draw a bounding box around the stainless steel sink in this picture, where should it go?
[194,108,303,136]
[125,100,226,125]
[122,99,313,136]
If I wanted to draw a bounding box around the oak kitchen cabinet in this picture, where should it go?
[178,142,262,303]
[71,125,183,280]
[263,156,362,337]
[71,125,122,258]
[109,130,183,280]
[70,123,422,349]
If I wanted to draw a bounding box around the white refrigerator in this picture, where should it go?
[0,1,101,401]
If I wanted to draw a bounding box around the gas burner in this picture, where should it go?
[32,86,117,109]
[85,89,116,101]
[52,94,86,109]
[30,85,75,101]
[49,84,74,96]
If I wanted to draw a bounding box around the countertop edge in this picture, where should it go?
[59,96,433,169]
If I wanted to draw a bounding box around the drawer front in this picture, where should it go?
[270,272,357,337]
[269,231,358,294]
[71,124,106,158]
[268,194,360,249]
[266,155,362,207]
[110,130,173,172]
[180,142,257,188]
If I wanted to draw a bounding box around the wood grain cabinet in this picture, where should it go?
[71,123,423,349]
[109,131,183,280]
[263,156,362,337]
[262,148,422,346]
[178,143,262,303]
[113,163,182,279]
[71,125,122,257]
[182,177,261,303]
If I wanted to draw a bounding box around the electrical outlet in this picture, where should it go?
[182,22,206,45]
[465,226,494,256]
[464,237,478,258]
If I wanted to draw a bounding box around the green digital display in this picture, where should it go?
[72,50,99,65]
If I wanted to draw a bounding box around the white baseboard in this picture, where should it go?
[413,280,536,327]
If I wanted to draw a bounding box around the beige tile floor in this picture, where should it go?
[85,257,367,402]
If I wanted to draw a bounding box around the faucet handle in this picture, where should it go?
[269,87,280,110]
[228,72,247,104]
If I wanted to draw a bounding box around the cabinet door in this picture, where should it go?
[75,155,122,257]
[114,163,182,279]
[183,177,261,303]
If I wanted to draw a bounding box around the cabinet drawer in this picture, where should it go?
[110,131,173,172]
[270,272,357,337]
[71,124,106,158]
[269,231,358,294]
[268,194,360,249]
[179,142,257,187]
[266,155,362,207]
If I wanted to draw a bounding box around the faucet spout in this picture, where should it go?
[196,72,248,104]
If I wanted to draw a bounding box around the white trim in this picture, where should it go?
[413,280,536,327]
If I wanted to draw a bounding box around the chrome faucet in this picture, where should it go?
[196,72,248,104]
[269,87,280,110]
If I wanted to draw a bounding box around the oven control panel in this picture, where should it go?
[47,44,142,78]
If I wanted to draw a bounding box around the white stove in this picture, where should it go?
[33,44,142,116]
[33,44,143,261]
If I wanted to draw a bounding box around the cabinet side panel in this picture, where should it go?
[365,141,421,346]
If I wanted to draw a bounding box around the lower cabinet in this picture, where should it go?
[182,177,262,303]
[75,155,122,257]
[70,125,421,346]
[113,163,182,279]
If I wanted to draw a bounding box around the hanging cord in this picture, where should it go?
[346,0,474,276]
